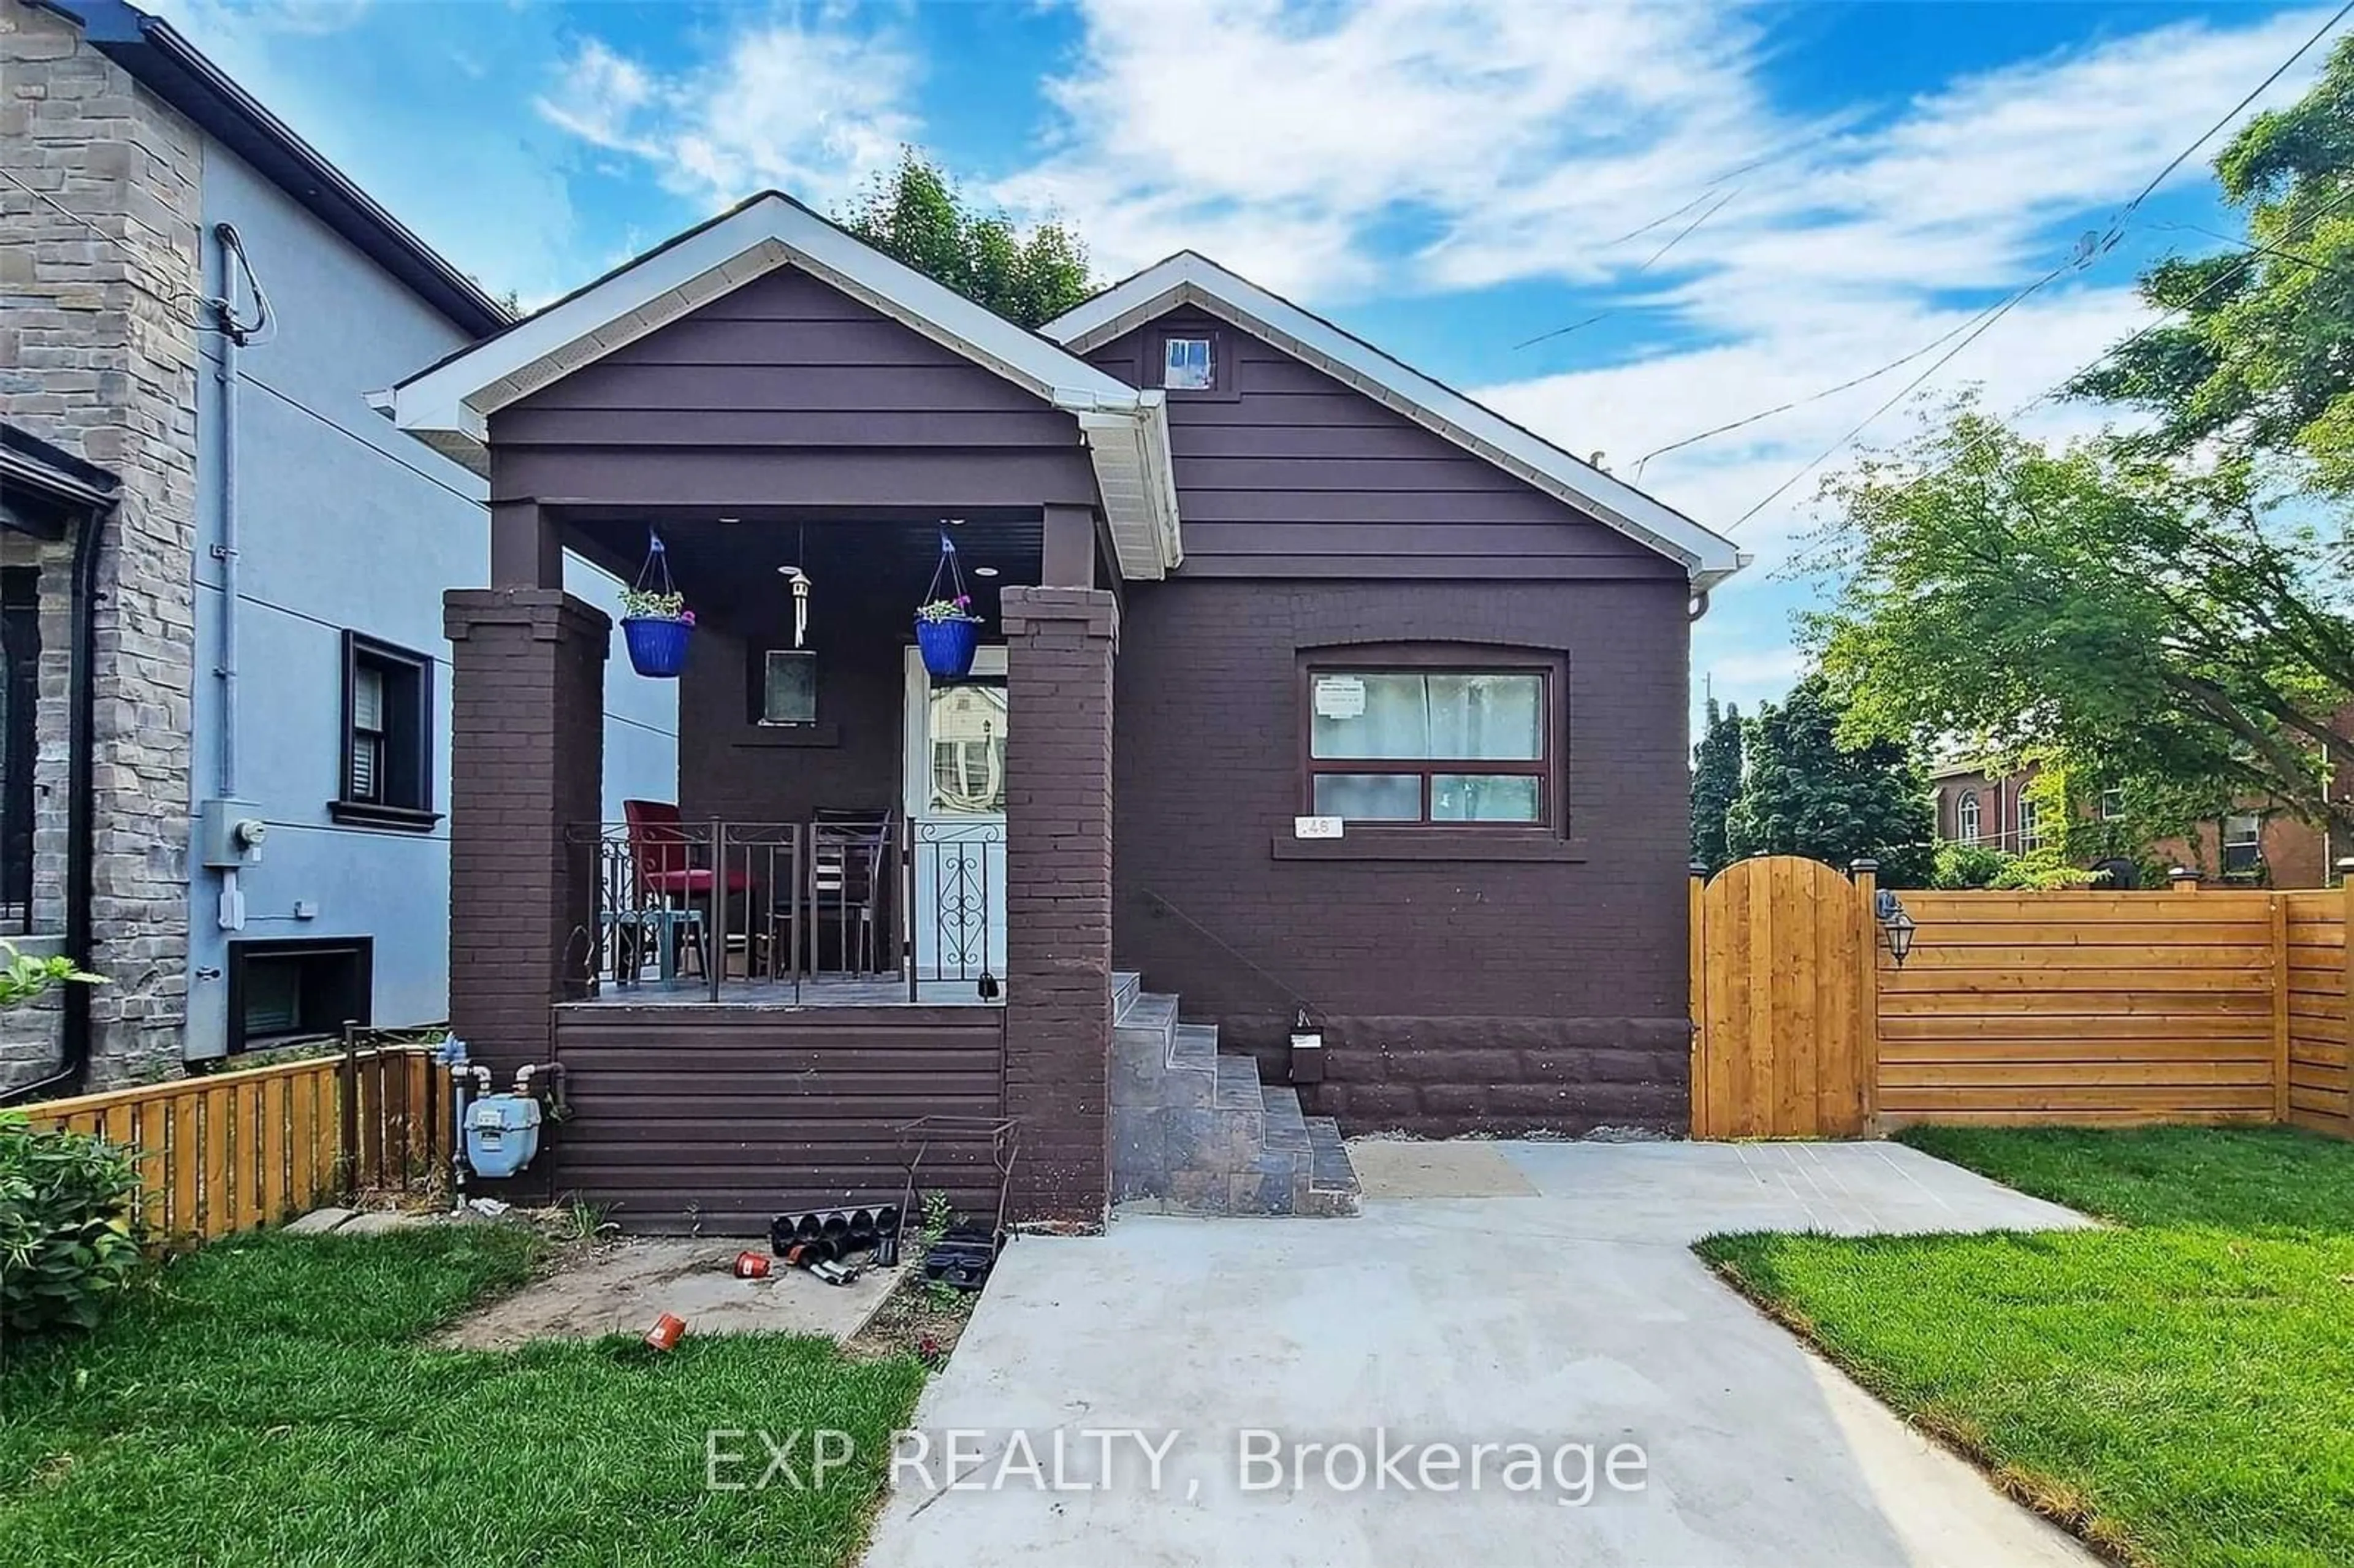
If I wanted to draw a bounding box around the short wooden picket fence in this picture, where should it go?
[18,1045,450,1242]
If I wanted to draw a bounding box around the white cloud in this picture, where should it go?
[1006,0,2332,314]
[534,9,920,207]
[997,0,1768,295]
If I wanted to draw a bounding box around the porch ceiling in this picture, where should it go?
[568,512,1045,636]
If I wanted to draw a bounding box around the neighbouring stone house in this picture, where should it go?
[0,0,674,1097]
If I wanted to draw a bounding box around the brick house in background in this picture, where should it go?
[1930,759,2345,888]
[0,0,674,1098]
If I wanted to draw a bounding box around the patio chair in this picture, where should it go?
[621,799,753,980]
[807,809,895,978]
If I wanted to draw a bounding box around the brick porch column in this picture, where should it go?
[1000,585,1119,1223]
[443,588,608,1076]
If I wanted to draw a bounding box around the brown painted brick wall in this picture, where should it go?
[1112,576,1693,1136]
[1002,587,1118,1222]
[444,589,608,1076]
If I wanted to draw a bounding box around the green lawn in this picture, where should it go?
[1,1226,926,1567]
[1699,1125,2354,1568]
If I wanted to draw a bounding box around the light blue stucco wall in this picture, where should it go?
[185,145,676,1062]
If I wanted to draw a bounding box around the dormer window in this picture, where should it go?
[1162,335,1215,390]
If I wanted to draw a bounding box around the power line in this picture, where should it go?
[2111,0,2353,224]
[6,161,483,510]
[1716,6,2354,529]
[203,350,487,511]
[1727,261,2073,529]
[1634,308,1998,478]
[2149,219,2354,281]
[0,164,210,319]
[1515,186,1744,350]
[1596,132,1834,249]
[1983,177,2354,435]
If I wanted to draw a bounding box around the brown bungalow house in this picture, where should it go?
[386,193,1745,1229]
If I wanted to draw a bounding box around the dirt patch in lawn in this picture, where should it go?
[435,1237,899,1350]
[845,1269,977,1366]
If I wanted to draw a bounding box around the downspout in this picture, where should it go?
[0,493,112,1105]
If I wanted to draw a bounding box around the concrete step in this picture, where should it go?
[1114,992,1177,1052]
[1113,995,1187,1109]
[1111,970,1143,1021]
[1214,1053,1262,1109]
[1170,1022,1218,1073]
[1305,1117,1361,1198]
[1261,1083,1310,1150]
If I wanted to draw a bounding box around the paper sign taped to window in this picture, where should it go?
[1313,675,1366,720]
[1294,815,1344,840]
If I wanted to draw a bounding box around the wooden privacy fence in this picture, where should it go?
[18,1045,449,1243]
[1691,856,2354,1138]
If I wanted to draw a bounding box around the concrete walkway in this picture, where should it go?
[863,1141,2100,1568]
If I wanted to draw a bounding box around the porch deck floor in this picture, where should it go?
[563,975,1002,1008]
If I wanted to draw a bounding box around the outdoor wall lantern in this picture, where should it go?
[1875,889,1918,967]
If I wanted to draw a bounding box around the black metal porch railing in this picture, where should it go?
[565,816,1008,1005]
[569,819,813,1002]
[906,818,1004,1002]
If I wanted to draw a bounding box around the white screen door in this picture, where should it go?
[903,646,1008,997]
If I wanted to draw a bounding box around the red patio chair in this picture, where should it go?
[622,800,753,976]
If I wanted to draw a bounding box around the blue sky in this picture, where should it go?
[167,1,2344,727]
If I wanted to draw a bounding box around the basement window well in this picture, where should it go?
[228,937,372,1054]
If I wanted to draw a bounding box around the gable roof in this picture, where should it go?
[33,1,508,337]
[1043,251,1746,591]
[388,192,1184,579]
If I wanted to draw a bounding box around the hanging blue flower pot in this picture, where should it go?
[621,615,692,678]
[915,614,981,680]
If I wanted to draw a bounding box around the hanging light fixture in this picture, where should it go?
[777,565,812,649]
[1874,889,1918,967]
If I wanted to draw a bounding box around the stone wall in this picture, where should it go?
[0,0,201,1088]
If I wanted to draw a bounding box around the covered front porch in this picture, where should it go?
[444,500,1119,1225]
[561,512,1045,1010]
[399,196,1180,1225]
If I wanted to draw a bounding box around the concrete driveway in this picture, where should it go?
[863,1141,2099,1568]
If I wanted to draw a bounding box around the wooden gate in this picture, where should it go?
[1691,855,1872,1138]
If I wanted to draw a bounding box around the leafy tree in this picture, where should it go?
[1930,842,2010,889]
[2067,36,2354,489]
[1804,406,2354,839]
[1723,677,1936,886]
[839,151,1092,329]
[1689,698,1743,873]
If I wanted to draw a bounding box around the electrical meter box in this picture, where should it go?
[196,799,267,868]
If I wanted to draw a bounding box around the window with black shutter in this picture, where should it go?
[331,631,438,830]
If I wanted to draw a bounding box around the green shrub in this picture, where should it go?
[1,1117,143,1345]
[1931,842,2011,888]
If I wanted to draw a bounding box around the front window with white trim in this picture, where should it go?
[1956,790,1981,844]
